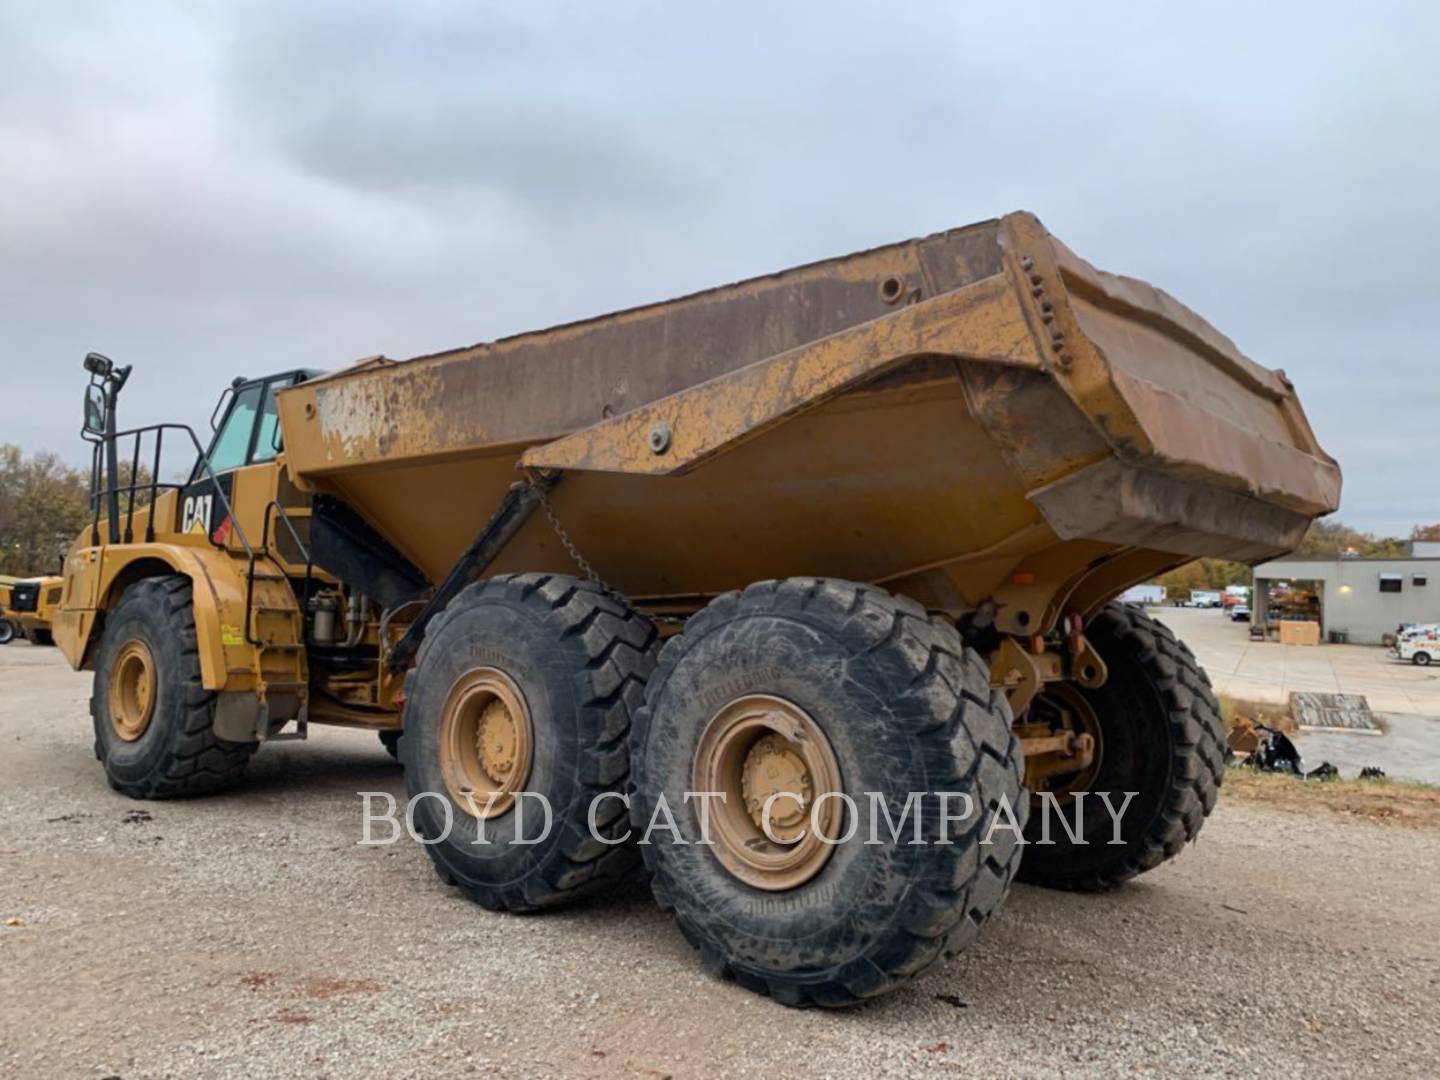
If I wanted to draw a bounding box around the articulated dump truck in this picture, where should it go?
[56,212,1338,1006]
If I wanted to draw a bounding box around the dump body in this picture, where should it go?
[277,211,1338,635]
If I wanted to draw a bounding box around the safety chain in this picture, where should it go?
[525,474,687,627]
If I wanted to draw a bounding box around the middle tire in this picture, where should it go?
[401,573,658,912]
[632,578,1026,1007]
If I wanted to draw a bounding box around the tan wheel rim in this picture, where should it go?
[693,694,844,892]
[109,640,157,742]
[438,667,533,819]
[1027,682,1103,805]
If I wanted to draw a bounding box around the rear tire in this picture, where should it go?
[632,578,1026,1007]
[401,573,658,912]
[92,576,256,798]
[1413,651,1431,667]
[0,619,14,645]
[379,730,402,758]
[1017,602,1225,891]
[29,628,55,646]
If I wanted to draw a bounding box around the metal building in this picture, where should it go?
[1253,542,1440,644]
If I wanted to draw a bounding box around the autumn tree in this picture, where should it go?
[0,445,91,576]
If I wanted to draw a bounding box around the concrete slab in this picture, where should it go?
[1149,606,1440,782]
[1149,607,1440,716]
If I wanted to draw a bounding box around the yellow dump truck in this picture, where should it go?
[1,574,63,645]
[55,212,1338,1005]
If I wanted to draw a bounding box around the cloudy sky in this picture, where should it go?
[2,1,1436,535]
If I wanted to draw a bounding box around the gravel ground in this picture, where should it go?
[2,641,1438,1078]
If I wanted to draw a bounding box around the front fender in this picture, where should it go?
[61,542,257,692]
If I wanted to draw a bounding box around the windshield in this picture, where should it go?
[207,384,263,473]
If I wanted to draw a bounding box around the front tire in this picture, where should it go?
[632,579,1026,1007]
[92,576,256,798]
[1018,603,1225,891]
[400,573,658,912]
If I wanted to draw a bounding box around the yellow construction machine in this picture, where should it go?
[52,212,1339,1005]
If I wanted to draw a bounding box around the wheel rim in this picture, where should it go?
[438,667,533,819]
[109,640,157,742]
[692,694,843,892]
[1026,682,1103,804]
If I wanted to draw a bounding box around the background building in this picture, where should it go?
[1253,542,1440,644]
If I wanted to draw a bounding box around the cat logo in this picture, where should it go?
[181,493,214,536]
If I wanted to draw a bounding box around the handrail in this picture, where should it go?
[84,422,255,559]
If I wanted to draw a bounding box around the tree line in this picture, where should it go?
[0,445,151,577]
[1154,519,1440,596]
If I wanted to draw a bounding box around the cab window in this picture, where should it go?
[207,384,263,473]
[252,381,285,463]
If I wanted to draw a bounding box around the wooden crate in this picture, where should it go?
[1278,620,1321,646]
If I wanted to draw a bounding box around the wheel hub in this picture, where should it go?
[693,695,843,891]
[438,667,533,819]
[109,640,157,742]
[740,733,813,841]
[476,698,519,783]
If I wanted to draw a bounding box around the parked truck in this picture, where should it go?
[0,575,63,645]
[53,212,1339,1006]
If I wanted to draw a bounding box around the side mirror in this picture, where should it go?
[83,384,107,435]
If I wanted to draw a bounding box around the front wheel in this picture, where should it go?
[632,579,1025,1007]
[1017,603,1225,891]
[91,576,255,798]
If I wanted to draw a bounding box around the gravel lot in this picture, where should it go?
[2,641,1438,1078]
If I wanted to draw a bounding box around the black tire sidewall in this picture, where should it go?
[401,594,595,899]
[639,610,983,984]
[0,620,14,645]
[93,584,206,788]
[1024,633,1173,866]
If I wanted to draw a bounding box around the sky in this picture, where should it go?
[1,1,1437,536]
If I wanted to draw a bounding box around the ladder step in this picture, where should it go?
[263,681,308,692]
[251,572,288,582]
[259,642,306,651]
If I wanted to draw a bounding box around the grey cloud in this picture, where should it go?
[0,0,1437,536]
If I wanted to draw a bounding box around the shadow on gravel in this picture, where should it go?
[238,738,404,797]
